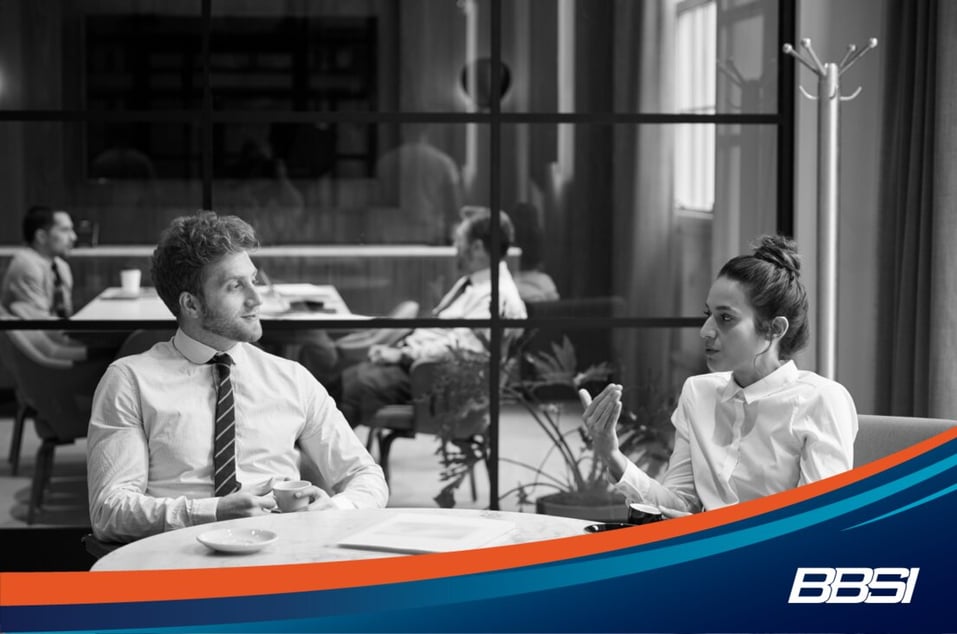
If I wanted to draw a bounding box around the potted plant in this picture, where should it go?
[428,335,677,521]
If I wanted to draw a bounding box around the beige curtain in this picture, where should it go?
[929,0,957,419]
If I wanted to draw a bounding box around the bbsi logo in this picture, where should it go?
[788,567,919,604]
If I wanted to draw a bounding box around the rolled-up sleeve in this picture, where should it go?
[87,365,218,543]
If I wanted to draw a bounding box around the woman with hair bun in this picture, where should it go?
[583,235,858,515]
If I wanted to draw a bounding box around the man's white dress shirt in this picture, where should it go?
[401,261,527,361]
[615,361,858,513]
[88,329,387,542]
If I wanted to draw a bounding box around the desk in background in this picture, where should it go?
[91,508,593,571]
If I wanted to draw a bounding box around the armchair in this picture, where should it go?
[367,356,490,500]
[0,324,106,523]
[81,533,122,561]
[364,329,527,503]
[521,296,625,388]
[114,328,176,358]
[854,414,957,468]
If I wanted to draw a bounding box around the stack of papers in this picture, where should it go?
[338,513,516,554]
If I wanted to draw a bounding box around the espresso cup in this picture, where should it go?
[272,480,311,513]
[120,269,142,295]
[627,502,664,526]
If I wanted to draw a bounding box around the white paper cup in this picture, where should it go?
[120,269,142,295]
[272,480,311,512]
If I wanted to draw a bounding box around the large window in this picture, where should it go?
[674,0,717,214]
[0,0,794,511]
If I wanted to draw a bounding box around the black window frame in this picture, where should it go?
[0,0,796,510]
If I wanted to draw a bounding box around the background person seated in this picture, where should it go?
[1,205,95,359]
[336,207,527,428]
[2,205,78,319]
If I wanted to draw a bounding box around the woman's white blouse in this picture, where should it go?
[615,361,858,513]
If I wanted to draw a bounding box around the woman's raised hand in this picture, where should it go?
[581,383,623,459]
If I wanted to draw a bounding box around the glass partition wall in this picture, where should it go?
[0,0,794,517]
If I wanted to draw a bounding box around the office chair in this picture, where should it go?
[7,388,35,476]
[0,348,35,476]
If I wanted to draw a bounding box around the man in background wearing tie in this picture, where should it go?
[0,205,92,361]
[337,206,527,428]
[1,205,77,318]
[87,211,387,544]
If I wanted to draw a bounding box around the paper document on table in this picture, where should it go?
[257,283,343,316]
[100,287,158,300]
[338,513,516,554]
[273,283,330,298]
[273,312,372,320]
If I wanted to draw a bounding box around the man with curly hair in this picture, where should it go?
[87,211,387,543]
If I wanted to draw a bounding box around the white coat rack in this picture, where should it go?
[782,37,878,379]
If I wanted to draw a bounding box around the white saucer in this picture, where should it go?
[196,528,278,553]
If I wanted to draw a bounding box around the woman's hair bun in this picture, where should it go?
[752,234,801,276]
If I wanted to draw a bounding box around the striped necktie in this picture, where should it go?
[210,353,239,496]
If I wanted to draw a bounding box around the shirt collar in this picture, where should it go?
[718,360,799,404]
[24,246,55,264]
[173,328,244,365]
[467,261,510,286]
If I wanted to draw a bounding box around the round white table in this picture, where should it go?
[91,507,594,571]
